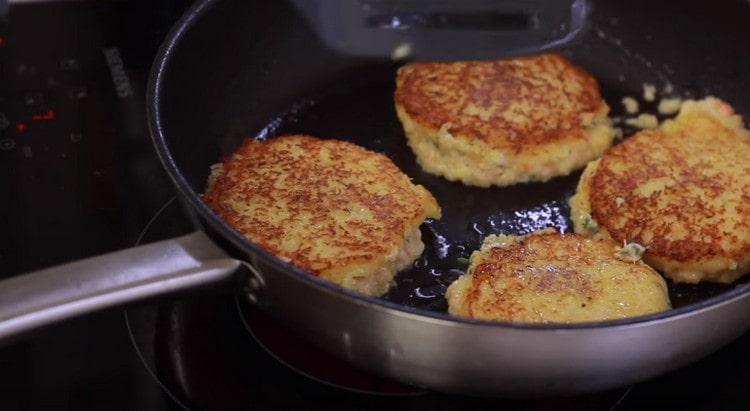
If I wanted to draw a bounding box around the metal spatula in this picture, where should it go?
[291,0,589,61]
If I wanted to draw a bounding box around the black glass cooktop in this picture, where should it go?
[1,1,750,410]
[0,1,189,409]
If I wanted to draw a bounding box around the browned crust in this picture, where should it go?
[589,109,750,263]
[202,135,440,275]
[467,236,595,319]
[394,52,609,154]
[459,233,664,321]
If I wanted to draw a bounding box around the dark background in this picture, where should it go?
[0,1,190,409]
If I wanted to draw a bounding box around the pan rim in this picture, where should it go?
[146,0,750,332]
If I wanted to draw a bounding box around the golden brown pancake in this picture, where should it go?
[570,97,750,283]
[203,135,441,296]
[395,53,614,187]
[445,230,670,323]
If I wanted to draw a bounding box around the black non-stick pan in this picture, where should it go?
[1,0,749,397]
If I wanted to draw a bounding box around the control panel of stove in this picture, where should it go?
[0,1,171,275]
[0,47,90,158]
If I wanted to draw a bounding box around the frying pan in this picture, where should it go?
[1,0,750,397]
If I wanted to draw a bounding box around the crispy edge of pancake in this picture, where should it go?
[396,103,614,187]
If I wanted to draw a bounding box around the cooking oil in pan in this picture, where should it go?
[383,200,572,312]
[258,63,745,313]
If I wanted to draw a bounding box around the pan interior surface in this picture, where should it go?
[154,0,750,325]
[248,63,750,314]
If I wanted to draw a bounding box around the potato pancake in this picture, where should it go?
[395,53,614,187]
[203,135,441,295]
[446,230,670,323]
[570,98,750,283]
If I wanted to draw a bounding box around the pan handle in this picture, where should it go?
[0,231,242,342]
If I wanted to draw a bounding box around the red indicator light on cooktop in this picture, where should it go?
[0,36,5,46]
[16,123,27,133]
[31,109,56,121]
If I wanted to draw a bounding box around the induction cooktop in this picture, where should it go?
[1,1,750,410]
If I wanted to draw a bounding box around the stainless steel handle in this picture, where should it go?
[0,231,242,342]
